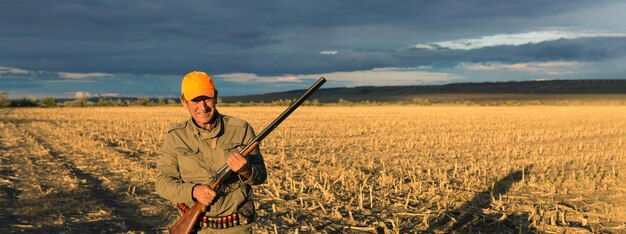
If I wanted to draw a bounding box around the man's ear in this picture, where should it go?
[180,95,188,109]
[214,90,219,105]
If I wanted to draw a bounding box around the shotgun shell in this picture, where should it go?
[227,216,232,228]
[218,218,223,229]
[234,213,240,225]
[177,203,189,213]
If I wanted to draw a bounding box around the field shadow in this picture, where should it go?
[0,155,21,231]
[3,190,159,233]
[54,150,165,231]
[426,165,534,233]
[5,140,166,233]
[3,118,61,126]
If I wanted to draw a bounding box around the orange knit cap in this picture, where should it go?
[181,71,216,100]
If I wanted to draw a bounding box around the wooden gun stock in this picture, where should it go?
[169,78,326,234]
[169,201,206,234]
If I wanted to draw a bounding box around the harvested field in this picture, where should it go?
[1,106,625,233]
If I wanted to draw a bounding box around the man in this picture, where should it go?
[156,71,267,233]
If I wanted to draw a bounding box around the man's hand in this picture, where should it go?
[192,184,216,205]
[227,147,252,179]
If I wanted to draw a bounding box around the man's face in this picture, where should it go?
[182,95,218,126]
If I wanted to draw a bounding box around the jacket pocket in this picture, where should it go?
[175,147,206,181]
[174,146,200,155]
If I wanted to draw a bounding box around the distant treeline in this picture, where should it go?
[0,93,180,108]
[0,93,327,108]
[217,98,626,106]
[2,91,624,108]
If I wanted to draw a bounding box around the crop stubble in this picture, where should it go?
[0,106,624,233]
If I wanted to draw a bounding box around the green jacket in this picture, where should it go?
[156,112,266,217]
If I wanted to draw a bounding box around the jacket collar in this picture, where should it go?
[189,111,223,140]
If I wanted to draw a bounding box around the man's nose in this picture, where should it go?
[201,100,210,110]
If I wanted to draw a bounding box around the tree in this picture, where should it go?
[338,98,353,105]
[97,98,111,106]
[135,96,152,106]
[115,99,127,106]
[16,96,38,107]
[63,97,94,107]
[0,92,10,108]
[39,97,57,107]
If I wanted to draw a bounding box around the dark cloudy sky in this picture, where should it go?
[1,0,625,98]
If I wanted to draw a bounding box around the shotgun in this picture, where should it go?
[169,77,326,234]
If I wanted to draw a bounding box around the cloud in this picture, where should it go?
[412,44,440,51]
[58,72,112,79]
[217,73,261,83]
[458,61,585,77]
[1,0,624,77]
[0,66,29,75]
[218,73,304,83]
[459,61,582,75]
[449,59,622,83]
[1,0,626,98]
[413,31,626,50]
[318,67,459,86]
[218,67,458,86]
[0,66,113,81]
[100,93,121,97]
[264,76,302,82]
[74,91,92,98]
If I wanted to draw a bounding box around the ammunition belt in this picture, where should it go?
[177,202,254,230]
[199,213,245,229]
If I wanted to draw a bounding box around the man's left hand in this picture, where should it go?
[227,147,252,179]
